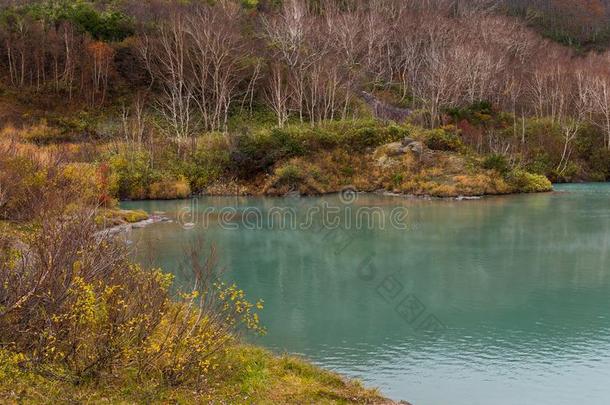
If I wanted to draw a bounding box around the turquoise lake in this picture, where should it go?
[122,183,610,405]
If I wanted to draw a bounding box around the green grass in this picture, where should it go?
[0,345,388,404]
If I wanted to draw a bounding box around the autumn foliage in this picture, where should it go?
[3,0,610,185]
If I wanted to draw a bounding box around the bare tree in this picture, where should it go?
[87,41,114,106]
[121,93,149,151]
[262,0,313,122]
[143,12,195,151]
[584,64,610,150]
[265,63,291,127]
[186,2,256,132]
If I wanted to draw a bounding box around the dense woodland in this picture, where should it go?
[0,0,610,204]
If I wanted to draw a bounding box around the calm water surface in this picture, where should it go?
[122,183,610,405]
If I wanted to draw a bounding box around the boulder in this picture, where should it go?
[401,137,416,146]
[385,142,406,156]
[374,140,425,163]
[405,141,423,156]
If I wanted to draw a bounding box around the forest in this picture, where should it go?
[0,0,609,206]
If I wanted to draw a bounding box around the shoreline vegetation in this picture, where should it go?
[0,345,394,404]
[2,0,610,403]
[1,118,554,208]
[0,186,397,404]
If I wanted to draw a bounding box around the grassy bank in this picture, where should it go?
[0,345,388,404]
[1,115,552,209]
[217,121,552,197]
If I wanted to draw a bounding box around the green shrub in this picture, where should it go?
[482,154,510,175]
[446,101,493,124]
[577,127,610,180]
[424,129,463,151]
[107,150,193,200]
[391,172,404,187]
[306,127,341,149]
[108,151,160,200]
[348,127,378,151]
[230,120,413,177]
[231,127,307,177]
[551,161,580,182]
[525,151,553,175]
[227,107,279,132]
[50,112,99,137]
[268,127,307,155]
[588,148,610,180]
[387,123,411,141]
[182,137,231,192]
[338,121,407,151]
[510,170,553,193]
[26,1,134,42]
[275,164,303,187]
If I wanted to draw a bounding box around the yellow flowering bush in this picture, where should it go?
[0,205,264,388]
[138,247,265,387]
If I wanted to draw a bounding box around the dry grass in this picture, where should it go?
[148,177,191,199]
[256,144,529,198]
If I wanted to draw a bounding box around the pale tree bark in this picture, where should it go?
[556,72,587,176]
[144,14,195,152]
[265,64,291,127]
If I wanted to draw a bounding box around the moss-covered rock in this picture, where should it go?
[96,208,149,227]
